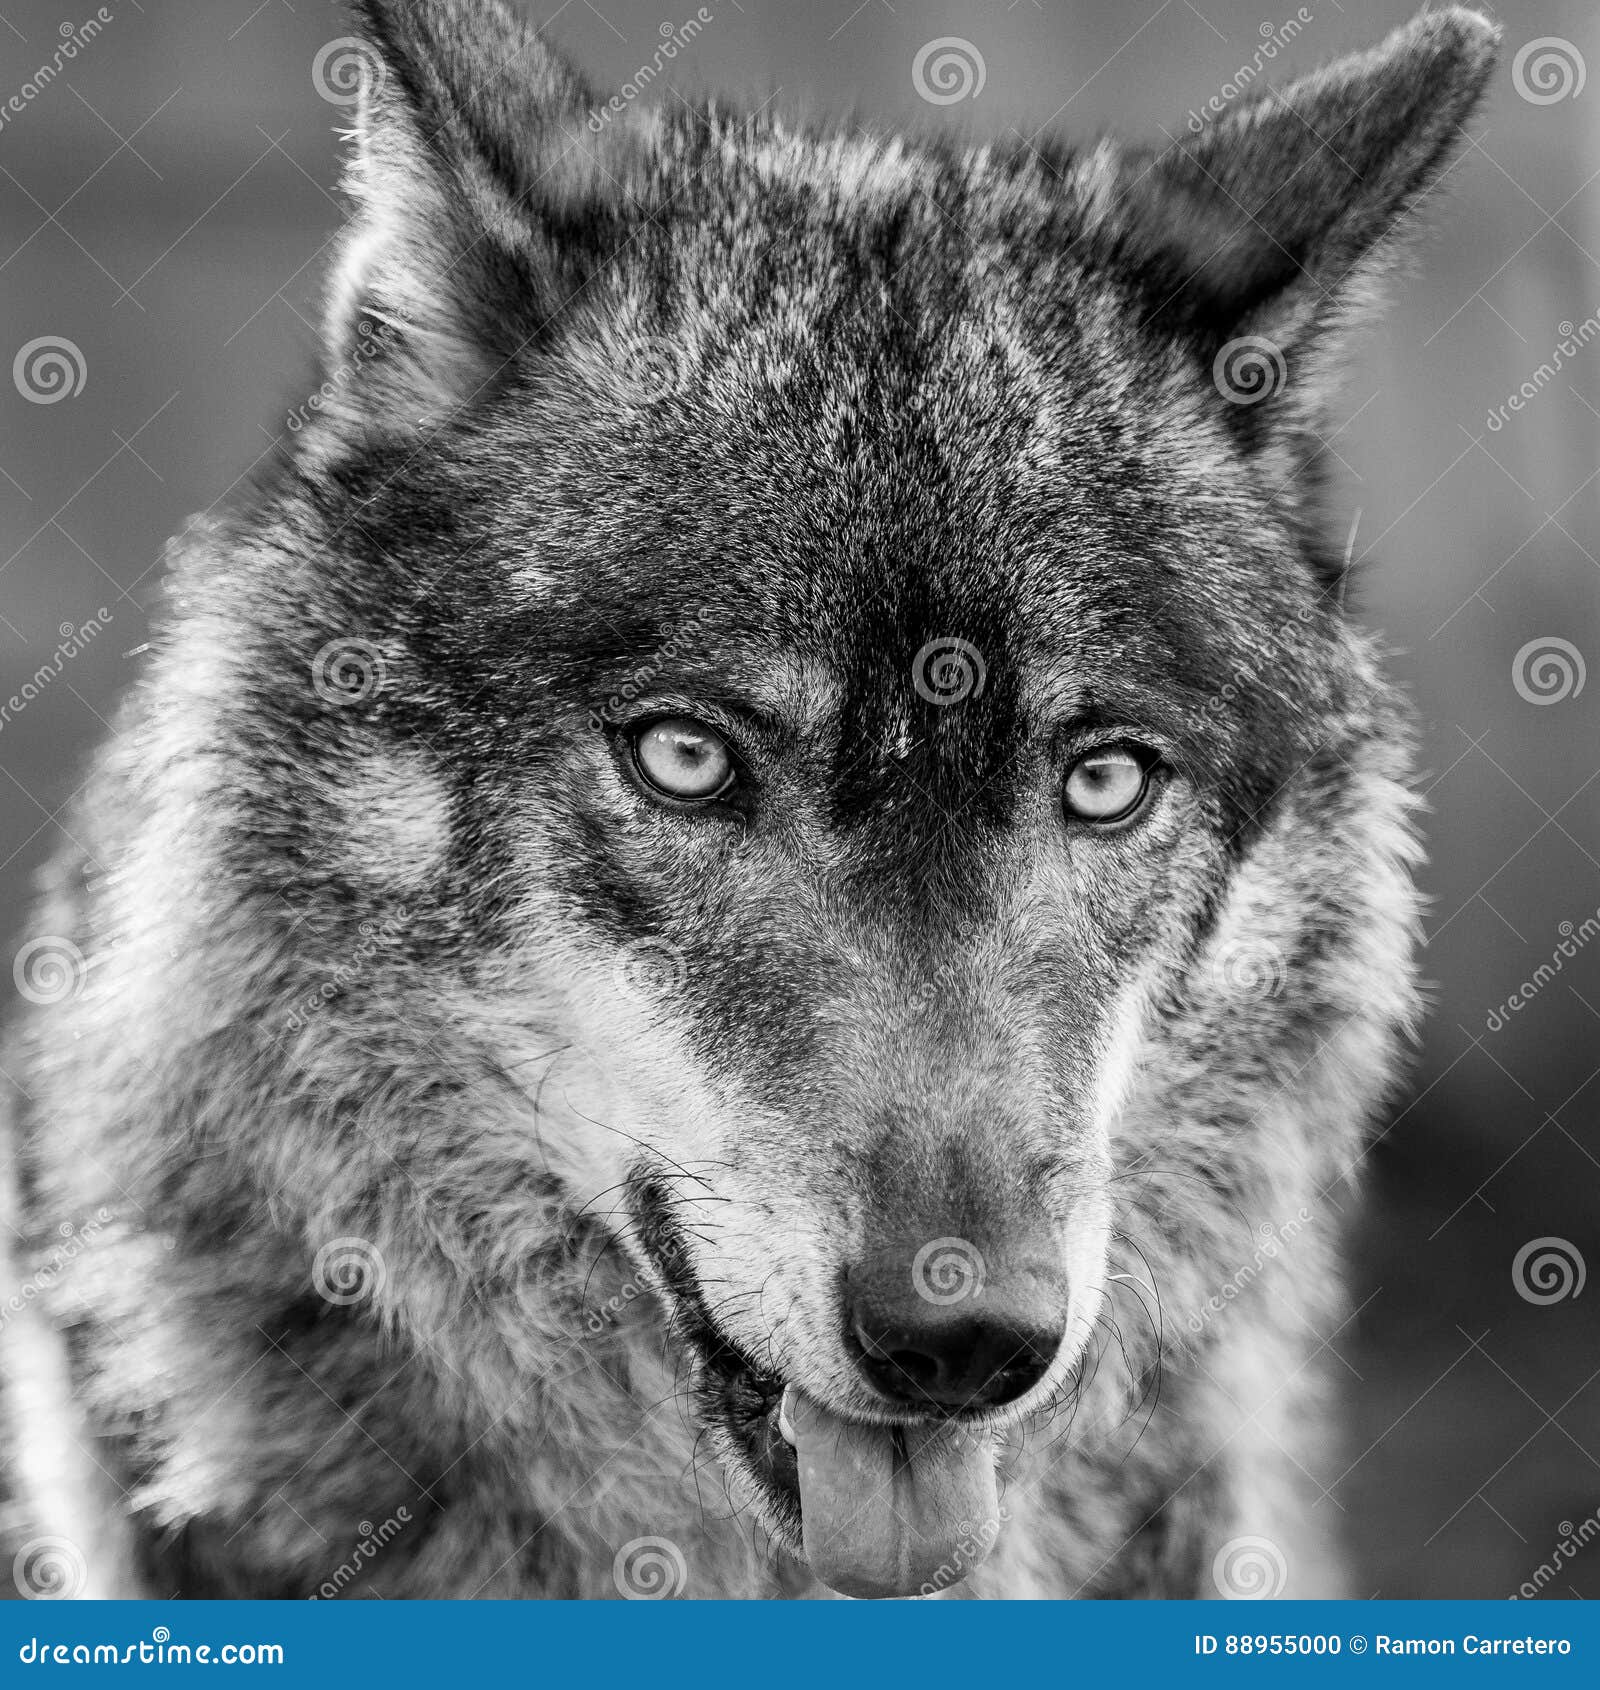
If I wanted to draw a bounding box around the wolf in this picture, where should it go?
[1,0,1495,1600]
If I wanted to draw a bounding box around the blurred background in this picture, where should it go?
[1,0,1596,1598]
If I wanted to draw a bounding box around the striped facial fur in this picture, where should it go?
[4,1,1496,1600]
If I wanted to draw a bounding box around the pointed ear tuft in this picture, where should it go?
[314,0,599,440]
[1114,7,1499,396]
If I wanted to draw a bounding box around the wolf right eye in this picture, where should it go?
[630,716,736,803]
[1062,746,1153,825]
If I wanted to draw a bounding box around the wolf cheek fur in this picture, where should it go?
[3,1,1496,1598]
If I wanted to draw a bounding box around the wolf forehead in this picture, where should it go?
[491,127,1269,594]
[391,140,1317,720]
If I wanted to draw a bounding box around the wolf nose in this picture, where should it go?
[844,1242,1067,1412]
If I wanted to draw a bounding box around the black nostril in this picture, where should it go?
[852,1313,1058,1410]
[879,1345,940,1394]
[845,1250,1067,1412]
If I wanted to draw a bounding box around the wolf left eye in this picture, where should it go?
[1063,746,1153,824]
[631,716,736,802]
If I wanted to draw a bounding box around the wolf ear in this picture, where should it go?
[1115,8,1498,409]
[314,0,601,437]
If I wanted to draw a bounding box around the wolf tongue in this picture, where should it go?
[788,1388,1000,1599]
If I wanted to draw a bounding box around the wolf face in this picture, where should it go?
[8,0,1496,1600]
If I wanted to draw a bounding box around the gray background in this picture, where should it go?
[1,0,1597,1597]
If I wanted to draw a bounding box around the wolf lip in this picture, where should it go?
[755,1389,800,1489]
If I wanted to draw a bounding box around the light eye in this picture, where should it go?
[1063,746,1151,824]
[632,716,735,802]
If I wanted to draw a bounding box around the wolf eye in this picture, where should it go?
[1063,746,1152,824]
[631,716,735,802]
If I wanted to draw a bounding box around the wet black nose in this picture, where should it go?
[844,1239,1067,1412]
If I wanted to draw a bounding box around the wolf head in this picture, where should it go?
[60,0,1494,1597]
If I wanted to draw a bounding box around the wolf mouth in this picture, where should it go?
[700,1331,804,1525]
[623,1172,804,1528]
[624,1173,1011,1598]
